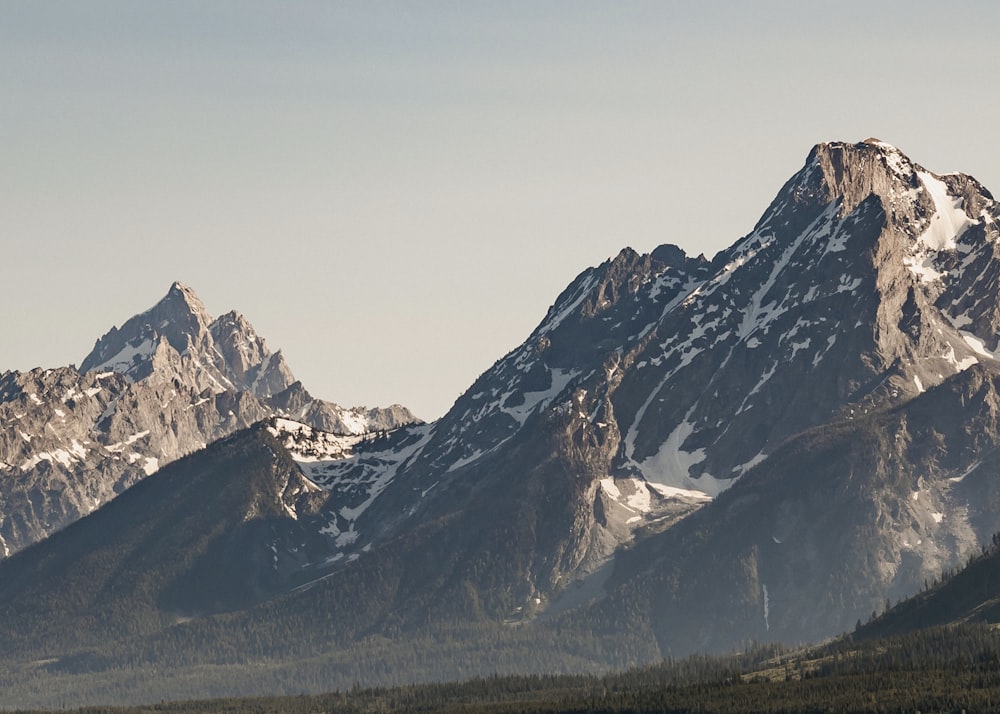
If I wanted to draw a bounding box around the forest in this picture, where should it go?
[11,623,1000,713]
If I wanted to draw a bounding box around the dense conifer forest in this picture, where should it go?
[11,623,1000,713]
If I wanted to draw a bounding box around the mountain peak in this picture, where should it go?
[808,138,916,184]
[750,138,962,240]
[80,283,215,378]
[159,281,212,326]
[209,310,296,397]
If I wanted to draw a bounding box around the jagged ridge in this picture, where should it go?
[0,283,419,556]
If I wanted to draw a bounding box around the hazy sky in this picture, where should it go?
[4,1,1000,420]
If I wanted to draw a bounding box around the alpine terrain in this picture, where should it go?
[3,138,1000,707]
[0,282,417,557]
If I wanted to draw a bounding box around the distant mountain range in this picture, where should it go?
[3,138,1000,708]
[0,282,417,555]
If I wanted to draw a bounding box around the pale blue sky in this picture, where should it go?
[3,1,999,419]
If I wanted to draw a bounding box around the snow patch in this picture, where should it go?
[904,172,976,284]
[268,418,360,464]
[917,171,973,251]
[950,461,980,483]
[636,418,730,498]
[733,452,767,476]
[499,368,577,427]
[447,449,484,473]
[961,332,999,360]
[105,430,151,453]
[646,482,712,501]
[942,343,977,372]
[599,478,621,499]
[19,439,88,471]
[90,339,156,374]
[625,485,652,513]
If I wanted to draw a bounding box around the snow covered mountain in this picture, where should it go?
[568,138,1000,650]
[242,138,1000,640]
[0,283,418,556]
[5,139,1000,705]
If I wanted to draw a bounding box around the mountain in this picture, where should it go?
[560,137,1000,653]
[262,138,1000,636]
[3,139,1000,706]
[0,425,334,661]
[0,282,418,556]
[79,281,296,395]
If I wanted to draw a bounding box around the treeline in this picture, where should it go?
[15,626,1000,713]
[0,619,733,709]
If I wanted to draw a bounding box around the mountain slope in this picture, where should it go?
[271,138,1000,630]
[536,138,1000,653]
[0,424,335,662]
[585,361,1000,653]
[853,529,1000,642]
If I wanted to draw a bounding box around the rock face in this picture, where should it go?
[0,283,419,556]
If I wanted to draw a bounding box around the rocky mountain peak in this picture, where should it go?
[796,139,991,243]
[0,281,420,559]
[77,282,293,397]
[779,139,918,221]
[166,280,208,313]
[80,282,215,381]
[135,280,214,355]
[208,310,295,397]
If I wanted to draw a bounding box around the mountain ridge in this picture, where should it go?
[4,139,1000,706]
[0,283,419,557]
